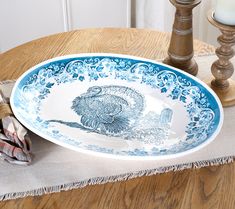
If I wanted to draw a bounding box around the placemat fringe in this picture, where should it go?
[1,155,233,201]
[0,80,16,85]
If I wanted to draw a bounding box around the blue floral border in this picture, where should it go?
[12,56,221,156]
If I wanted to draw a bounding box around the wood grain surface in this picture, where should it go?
[0,28,234,209]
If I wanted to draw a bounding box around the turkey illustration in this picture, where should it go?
[48,85,145,136]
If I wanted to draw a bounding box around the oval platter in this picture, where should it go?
[10,53,223,160]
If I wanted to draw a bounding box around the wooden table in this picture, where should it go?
[0,28,234,209]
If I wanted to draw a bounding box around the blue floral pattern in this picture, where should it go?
[11,55,222,157]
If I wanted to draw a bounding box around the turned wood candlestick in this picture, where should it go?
[163,0,201,76]
[207,10,235,107]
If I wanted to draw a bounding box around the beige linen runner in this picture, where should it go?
[0,55,234,201]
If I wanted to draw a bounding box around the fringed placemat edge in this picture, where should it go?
[0,80,16,85]
[1,155,233,201]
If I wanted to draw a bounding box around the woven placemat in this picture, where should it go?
[0,54,234,201]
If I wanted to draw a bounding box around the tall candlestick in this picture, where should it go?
[214,0,235,25]
[163,0,201,76]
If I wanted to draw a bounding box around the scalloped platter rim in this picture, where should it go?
[10,53,224,160]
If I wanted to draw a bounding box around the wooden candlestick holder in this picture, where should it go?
[163,0,201,76]
[207,10,235,107]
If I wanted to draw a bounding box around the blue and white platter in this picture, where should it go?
[10,53,223,160]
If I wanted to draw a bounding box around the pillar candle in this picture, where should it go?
[214,0,235,25]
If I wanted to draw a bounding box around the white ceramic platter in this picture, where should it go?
[10,53,223,160]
